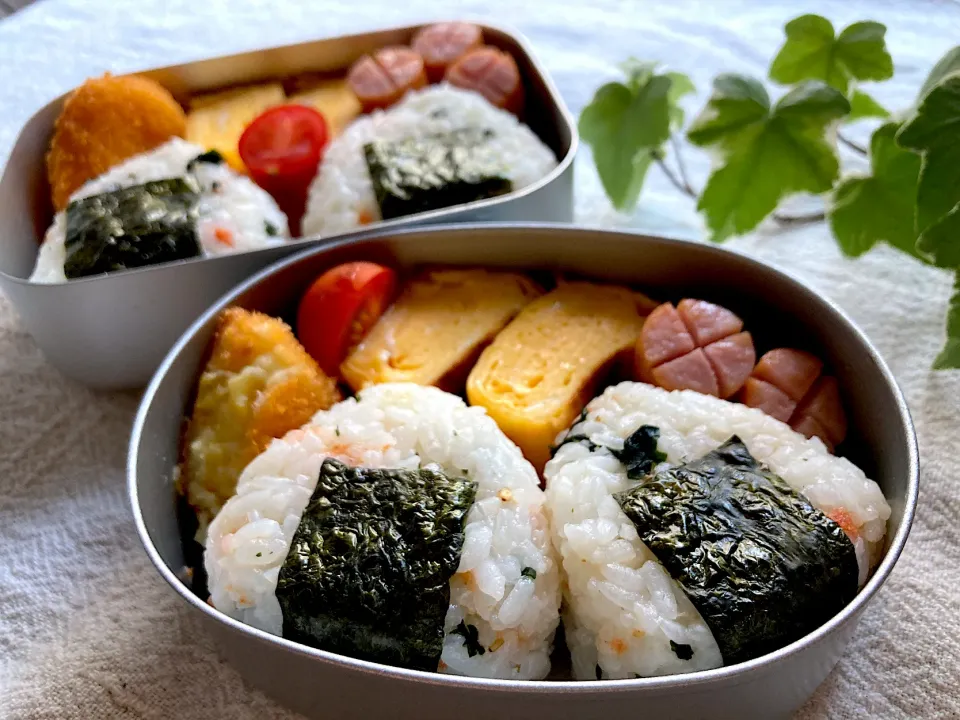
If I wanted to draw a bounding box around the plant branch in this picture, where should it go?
[656,156,697,198]
[655,138,698,198]
[657,136,826,227]
[772,210,827,225]
[671,135,695,194]
[838,132,868,156]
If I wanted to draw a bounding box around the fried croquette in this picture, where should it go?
[180,307,341,531]
[46,73,187,211]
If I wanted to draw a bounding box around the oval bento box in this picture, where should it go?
[0,22,575,390]
[129,224,917,720]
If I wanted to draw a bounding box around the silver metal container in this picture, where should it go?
[129,224,918,720]
[0,23,575,390]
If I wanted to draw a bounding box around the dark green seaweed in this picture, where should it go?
[669,640,694,661]
[610,425,667,479]
[186,149,225,170]
[615,436,858,666]
[451,621,485,657]
[550,408,594,457]
[551,415,666,481]
[276,458,477,671]
[363,127,512,220]
[63,178,201,279]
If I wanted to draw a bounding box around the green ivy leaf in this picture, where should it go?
[580,66,694,212]
[828,123,922,258]
[619,58,659,91]
[897,73,960,235]
[933,270,960,370]
[666,71,696,129]
[687,76,849,242]
[917,46,960,104]
[579,77,671,211]
[847,89,890,122]
[916,204,960,268]
[769,15,893,94]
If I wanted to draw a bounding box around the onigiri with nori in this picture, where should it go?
[544,381,890,680]
[205,382,561,679]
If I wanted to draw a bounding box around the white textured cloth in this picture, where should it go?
[1,1,958,718]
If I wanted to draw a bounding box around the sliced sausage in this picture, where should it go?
[412,22,483,82]
[636,302,695,374]
[791,376,847,447]
[677,298,743,346]
[445,46,524,115]
[347,46,427,112]
[740,348,847,449]
[634,299,755,398]
[790,415,834,453]
[652,349,720,396]
[703,331,756,398]
[752,347,822,401]
[741,377,794,423]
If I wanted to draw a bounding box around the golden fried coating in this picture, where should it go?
[180,308,341,530]
[46,73,186,211]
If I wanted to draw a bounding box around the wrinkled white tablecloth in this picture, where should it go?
[1,1,958,718]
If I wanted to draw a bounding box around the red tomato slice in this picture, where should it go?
[296,262,397,376]
[238,105,329,237]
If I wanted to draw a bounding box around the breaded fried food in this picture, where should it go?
[46,73,187,211]
[180,307,341,530]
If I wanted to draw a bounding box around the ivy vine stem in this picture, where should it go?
[657,140,828,227]
[655,156,697,198]
[772,209,827,224]
[838,132,868,156]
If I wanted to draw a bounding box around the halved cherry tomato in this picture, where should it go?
[296,262,398,376]
[238,104,329,237]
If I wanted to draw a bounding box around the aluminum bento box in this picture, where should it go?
[0,22,576,390]
[129,224,918,720]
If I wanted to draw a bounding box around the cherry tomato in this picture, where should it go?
[238,104,329,236]
[296,262,398,376]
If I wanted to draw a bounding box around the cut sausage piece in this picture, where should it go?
[412,22,483,82]
[791,376,847,447]
[677,299,744,346]
[790,415,834,453]
[741,377,795,423]
[346,56,397,112]
[445,46,524,115]
[652,349,720,396]
[347,46,428,112]
[741,348,847,449]
[752,348,822,401]
[636,302,696,374]
[703,331,756,398]
[634,299,754,398]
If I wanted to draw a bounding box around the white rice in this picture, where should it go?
[544,381,891,680]
[205,382,561,680]
[301,84,558,237]
[30,137,289,283]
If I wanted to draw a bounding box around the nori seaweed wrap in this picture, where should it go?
[363,127,512,220]
[615,436,859,665]
[63,177,201,279]
[276,458,478,671]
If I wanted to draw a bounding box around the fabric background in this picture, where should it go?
[1,1,958,717]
